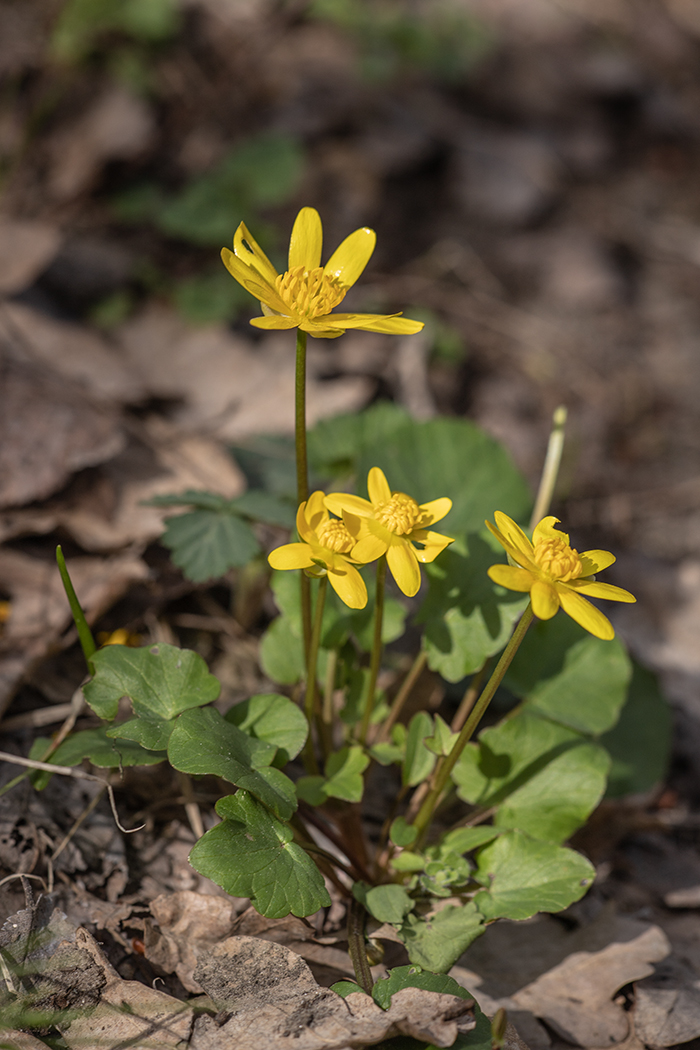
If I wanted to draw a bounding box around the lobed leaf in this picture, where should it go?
[402,711,437,787]
[473,830,595,921]
[189,790,330,918]
[83,643,220,721]
[399,902,485,974]
[225,692,308,764]
[161,508,261,582]
[167,707,297,820]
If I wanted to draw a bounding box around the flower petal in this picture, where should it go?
[579,550,616,574]
[418,497,452,526]
[557,586,614,640]
[493,512,537,563]
[387,538,421,597]
[327,562,368,609]
[486,519,537,571]
[352,532,388,563]
[299,323,344,339]
[221,248,287,310]
[288,207,323,270]
[533,515,569,546]
[305,491,327,534]
[296,501,314,544]
[487,564,535,592]
[324,493,373,518]
[567,580,636,603]
[530,579,560,620]
[250,315,299,330]
[411,530,454,563]
[268,543,315,570]
[345,315,425,334]
[367,467,391,505]
[233,222,280,285]
[324,227,376,288]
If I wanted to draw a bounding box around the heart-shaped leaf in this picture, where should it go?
[167,707,297,820]
[189,790,330,918]
[225,693,308,764]
[473,830,595,921]
[83,643,220,721]
[399,902,485,974]
[402,712,436,787]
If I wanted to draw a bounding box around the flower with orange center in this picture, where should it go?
[324,467,454,598]
[486,512,636,640]
[268,491,367,609]
[221,207,424,339]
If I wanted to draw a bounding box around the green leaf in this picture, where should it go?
[354,883,414,925]
[505,617,633,735]
[473,830,595,921]
[297,746,369,804]
[161,509,261,582]
[330,980,363,999]
[399,903,485,973]
[259,613,305,685]
[83,642,220,721]
[390,817,418,848]
[438,826,501,855]
[320,408,531,535]
[451,710,610,843]
[167,707,297,821]
[372,965,474,1009]
[189,790,330,917]
[417,532,528,682]
[225,693,308,764]
[402,712,437,787]
[48,727,166,769]
[231,490,296,528]
[106,716,175,750]
[424,714,458,756]
[601,662,672,797]
[371,965,492,1050]
[390,851,425,873]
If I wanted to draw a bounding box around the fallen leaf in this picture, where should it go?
[634,957,700,1047]
[0,348,125,509]
[146,890,242,992]
[47,87,154,201]
[0,219,61,294]
[116,305,373,440]
[511,921,670,1047]
[59,927,194,1050]
[0,302,143,403]
[190,935,476,1050]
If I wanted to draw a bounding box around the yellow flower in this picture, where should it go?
[486,512,636,640]
[324,467,453,598]
[268,491,368,609]
[221,207,424,339]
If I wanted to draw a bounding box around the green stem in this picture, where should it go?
[357,556,386,745]
[302,576,328,774]
[295,330,312,661]
[530,405,567,529]
[347,899,374,995]
[56,546,96,675]
[411,604,534,844]
[375,649,427,743]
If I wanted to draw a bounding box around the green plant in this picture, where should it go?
[11,206,669,1048]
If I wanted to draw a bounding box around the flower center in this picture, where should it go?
[533,538,583,582]
[375,493,421,536]
[276,265,347,320]
[316,518,355,554]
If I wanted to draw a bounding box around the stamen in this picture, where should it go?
[533,538,583,582]
[375,493,421,536]
[276,265,347,320]
[317,518,355,554]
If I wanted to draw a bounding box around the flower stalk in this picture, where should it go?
[411,603,535,844]
[302,576,328,774]
[357,556,387,745]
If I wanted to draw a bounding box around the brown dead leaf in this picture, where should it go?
[511,921,670,1047]
[47,87,154,201]
[116,305,372,439]
[146,891,242,992]
[0,549,148,715]
[634,957,700,1047]
[0,219,61,294]
[190,935,475,1050]
[58,416,244,551]
[0,302,143,403]
[59,927,194,1050]
[0,1033,52,1050]
[0,349,125,509]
